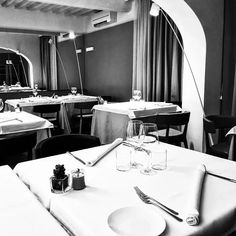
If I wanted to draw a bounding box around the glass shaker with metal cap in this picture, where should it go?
[71,168,85,190]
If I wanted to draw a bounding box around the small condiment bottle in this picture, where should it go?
[71,169,85,190]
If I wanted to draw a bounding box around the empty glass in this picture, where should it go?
[139,123,159,175]
[71,87,77,95]
[132,90,142,101]
[126,120,143,168]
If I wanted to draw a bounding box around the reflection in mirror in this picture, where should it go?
[0,48,30,90]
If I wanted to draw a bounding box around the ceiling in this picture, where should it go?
[0,0,131,18]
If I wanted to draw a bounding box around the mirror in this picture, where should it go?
[0,48,30,90]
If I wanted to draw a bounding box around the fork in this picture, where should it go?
[134,186,183,222]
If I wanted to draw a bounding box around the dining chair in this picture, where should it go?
[33,104,61,135]
[35,134,101,158]
[71,100,98,134]
[156,111,190,148]
[203,115,236,159]
[0,132,37,167]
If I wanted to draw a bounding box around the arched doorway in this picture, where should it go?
[153,0,206,151]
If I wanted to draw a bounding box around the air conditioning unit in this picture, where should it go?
[91,11,117,28]
[57,33,71,42]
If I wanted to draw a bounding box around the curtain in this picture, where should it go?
[132,0,183,103]
[40,36,57,90]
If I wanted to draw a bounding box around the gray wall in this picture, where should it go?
[57,22,133,101]
[0,32,41,87]
[222,0,236,115]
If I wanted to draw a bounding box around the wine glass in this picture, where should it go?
[126,120,143,168]
[0,98,4,112]
[139,123,159,175]
[132,90,142,101]
[71,87,77,95]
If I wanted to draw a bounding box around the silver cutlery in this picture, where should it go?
[207,171,236,183]
[134,186,183,222]
[66,151,86,165]
[122,141,151,155]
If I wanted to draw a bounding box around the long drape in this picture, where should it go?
[40,36,57,90]
[132,0,183,103]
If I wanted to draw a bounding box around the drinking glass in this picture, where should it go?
[139,123,159,175]
[0,98,4,112]
[71,87,77,95]
[33,83,38,97]
[132,90,142,101]
[126,120,143,168]
[32,88,38,97]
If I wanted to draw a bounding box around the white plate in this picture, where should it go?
[108,206,166,236]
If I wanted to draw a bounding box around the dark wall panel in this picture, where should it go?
[84,22,133,101]
[222,0,236,115]
[57,37,85,91]
[185,0,224,115]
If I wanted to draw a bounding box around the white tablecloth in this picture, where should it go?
[91,102,179,144]
[0,111,53,142]
[5,95,98,134]
[14,142,236,236]
[0,165,68,236]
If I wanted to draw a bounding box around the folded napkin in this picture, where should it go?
[185,164,206,226]
[87,138,123,166]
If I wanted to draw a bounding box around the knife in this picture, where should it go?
[207,171,236,183]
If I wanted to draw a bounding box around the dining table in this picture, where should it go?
[91,101,179,144]
[0,165,69,236]
[0,111,53,142]
[5,94,98,134]
[14,141,236,236]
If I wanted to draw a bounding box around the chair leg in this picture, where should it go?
[79,117,83,134]
[184,139,188,149]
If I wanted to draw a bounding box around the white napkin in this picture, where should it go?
[185,164,206,226]
[87,138,123,166]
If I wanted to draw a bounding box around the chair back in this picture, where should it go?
[156,111,190,147]
[33,104,61,115]
[203,115,236,158]
[74,101,98,110]
[0,132,37,159]
[35,134,101,158]
[133,115,157,124]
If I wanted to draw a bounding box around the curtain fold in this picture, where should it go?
[133,0,183,104]
[40,36,57,90]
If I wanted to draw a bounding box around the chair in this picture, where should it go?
[0,132,37,167]
[33,104,61,135]
[156,111,190,148]
[71,101,98,134]
[35,134,101,158]
[203,115,236,159]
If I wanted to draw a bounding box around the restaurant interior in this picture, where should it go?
[0,0,236,235]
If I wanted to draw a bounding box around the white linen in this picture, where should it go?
[185,164,206,226]
[14,142,236,236]
[86,138,123,166]
[5,95,98,134]
[0,165,67,236]
[0,111,53,134]
[93,102,178,119]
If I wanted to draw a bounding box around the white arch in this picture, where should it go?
[153,0,206,151]
[0,47,33,87]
